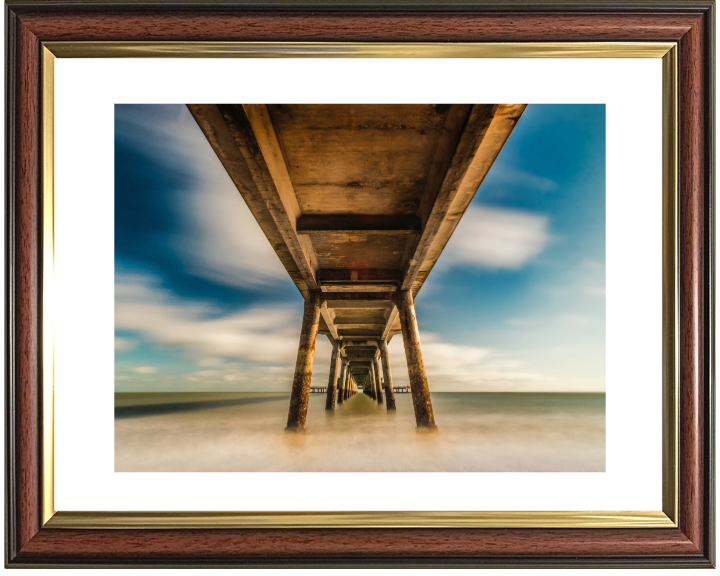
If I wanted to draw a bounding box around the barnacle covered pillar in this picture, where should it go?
[394,290,437,431]
[325,339,341,411]
[285,291,323,432]
[380,340,397,410]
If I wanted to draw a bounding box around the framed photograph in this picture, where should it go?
[6,0,714,567]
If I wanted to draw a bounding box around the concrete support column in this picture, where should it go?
[372,355,384,405]
[380,340,397,410]
[368,372,376,400]
[394,290,437,431]
[285,291,323,432]
[325,340,341,411]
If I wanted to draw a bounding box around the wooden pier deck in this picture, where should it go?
[189,104,525,431]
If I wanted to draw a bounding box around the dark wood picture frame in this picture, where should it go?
[5,0,715,567]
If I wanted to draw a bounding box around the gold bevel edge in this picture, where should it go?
[39,40,680,530]
[661,45,679,525]
[42,41,675,59]
[41,46,55,526]
[45,510,675,529]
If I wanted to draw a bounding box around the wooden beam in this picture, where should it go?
[344,339,379,346]
[318,269,402,284]
[337,323,385,330]
[320,302,338,340]
[401,104,527,293]
[334,317,387,326]
[321,284,397,293]
[297,214,421,233]
[346,355,378,362]
[218,104,320,290]
[337,329,380,337]
[320,292,395,302]
[326,301,392,310]
[381,305,399,342]
[343,346,379,352]
[187,104,310,297]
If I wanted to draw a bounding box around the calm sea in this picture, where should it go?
[115,392,605,472]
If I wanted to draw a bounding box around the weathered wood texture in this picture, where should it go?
[187,104,311,298]
[371,358,383,404]
[285,292,322,430]
[190,102,518,340]
[324,340,341,410]
[395,290,436,429]
[6,3,713,567]
[380,340,397,410]
[336,358,345,404]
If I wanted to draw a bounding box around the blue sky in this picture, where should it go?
[115,104,605,393]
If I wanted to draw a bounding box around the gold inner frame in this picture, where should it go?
[40,41,679,529]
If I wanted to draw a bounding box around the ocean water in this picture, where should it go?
[115,392,605,472]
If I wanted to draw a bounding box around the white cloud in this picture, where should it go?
[115,272,302,365]
[131,366,157,374]
[487,163,558,193]
[444,205,551,269]
[386,333,564,392]
[116,105,287,288]
[114,337,136,352]
[115,273,598,392]
[560,315,595,327]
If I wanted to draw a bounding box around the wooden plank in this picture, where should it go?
[297,214,421,233]
[335,323,385,330]
[337,329,380,337]
[319,302,338,340]
[323,292,395,303]
[217,104,320,290]
[318,269,402,283]
[187,104,310,297]
[327,301,392,310]
[381,305,399,342]
[400,104,495,291]
[402,104,527,293]
[334,316,387,326]
[321,284,398,292]
[345,353,378,360]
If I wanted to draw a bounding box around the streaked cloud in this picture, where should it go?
[114,272,578,392]
[114,337,136,352]
[485,162,558,193]
[115,105,287,288]
[115,272,302,365]
[444,205,551,269]
[386,334,572,392]
[131,366,157,374]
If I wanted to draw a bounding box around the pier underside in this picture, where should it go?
[189,104,525,430]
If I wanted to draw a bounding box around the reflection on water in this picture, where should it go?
[115,395,281,419]
[115,392,605,472]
